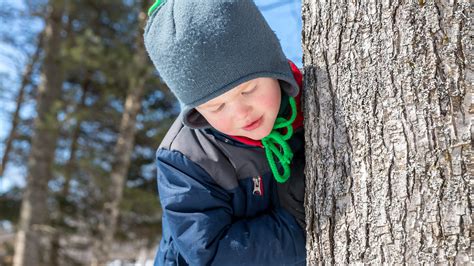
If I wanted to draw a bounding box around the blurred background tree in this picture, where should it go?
[0,0,175,265]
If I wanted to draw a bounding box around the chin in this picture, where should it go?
[248,128,272,140]
[247,135,264,141]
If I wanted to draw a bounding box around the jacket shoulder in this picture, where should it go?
[158,116,238,190]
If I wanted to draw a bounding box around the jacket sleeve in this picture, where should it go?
[156,148,306,265]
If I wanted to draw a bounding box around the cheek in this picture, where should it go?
[205,114,236,134]
[266,95,280,110]
[256,90,280,111]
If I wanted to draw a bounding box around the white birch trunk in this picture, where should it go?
[302,1,471,264]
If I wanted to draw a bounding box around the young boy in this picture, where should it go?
[144,0,306,265]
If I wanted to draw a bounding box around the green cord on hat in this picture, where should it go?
[148,0,162,16]
[262,96,297,183]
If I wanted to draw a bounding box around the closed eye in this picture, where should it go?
[242,86,257,95]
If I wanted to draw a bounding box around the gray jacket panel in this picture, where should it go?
[159,115,270,191]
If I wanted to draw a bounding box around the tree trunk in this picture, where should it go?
[302,1,471,265]
[94,2,151,263]
[0,31,43,178]
[13,2,65,266]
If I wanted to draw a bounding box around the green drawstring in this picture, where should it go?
[148,0,162,16]
[262,96,297,183]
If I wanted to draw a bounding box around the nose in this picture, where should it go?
[232,102,251,120]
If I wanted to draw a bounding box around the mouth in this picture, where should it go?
[243,116,263,131]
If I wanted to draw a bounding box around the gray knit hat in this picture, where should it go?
[144,0,299,128]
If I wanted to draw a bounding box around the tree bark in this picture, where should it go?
[13,2,65,266]
[302,1,471,264]
[0,31,43,178]
[94,1,152,263]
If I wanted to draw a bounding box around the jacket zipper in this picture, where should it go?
[252,176,263,196]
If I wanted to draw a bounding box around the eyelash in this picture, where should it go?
[242,87,256,95]
[211,87,256,112]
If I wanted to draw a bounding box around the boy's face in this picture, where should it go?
[196,77,281,140]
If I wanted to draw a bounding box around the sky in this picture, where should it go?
[0,0,303,192]
[256,0,303,67]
